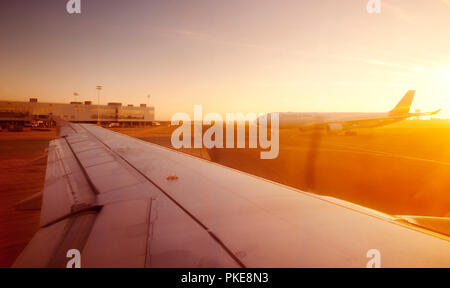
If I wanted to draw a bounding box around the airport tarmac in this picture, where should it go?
[0,129,57,267]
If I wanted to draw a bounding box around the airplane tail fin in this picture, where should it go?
[389,90,415,116]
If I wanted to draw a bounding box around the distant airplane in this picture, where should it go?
[270,90,441,135]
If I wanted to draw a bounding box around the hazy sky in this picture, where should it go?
[1,0,450,119]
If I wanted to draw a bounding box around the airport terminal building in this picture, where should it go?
[0,98,155,128]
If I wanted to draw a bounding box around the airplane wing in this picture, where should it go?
[13,123,450,267]
[328,108,442,131]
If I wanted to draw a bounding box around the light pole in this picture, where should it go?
[73,92,79,102]
[96,85,103,125]
[147,94,151,127]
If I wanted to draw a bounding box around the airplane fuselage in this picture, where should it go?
[275,112,403,130]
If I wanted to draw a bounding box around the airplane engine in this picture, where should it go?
[327,123,344,134]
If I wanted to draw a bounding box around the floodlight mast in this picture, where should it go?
[96,85,103,125]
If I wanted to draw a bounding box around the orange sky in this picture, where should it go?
[1,0,450,120]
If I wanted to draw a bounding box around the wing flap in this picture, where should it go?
[13,212,97,268]
[81,198,240,268]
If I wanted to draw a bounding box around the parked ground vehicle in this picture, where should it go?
[108,122,121,128]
